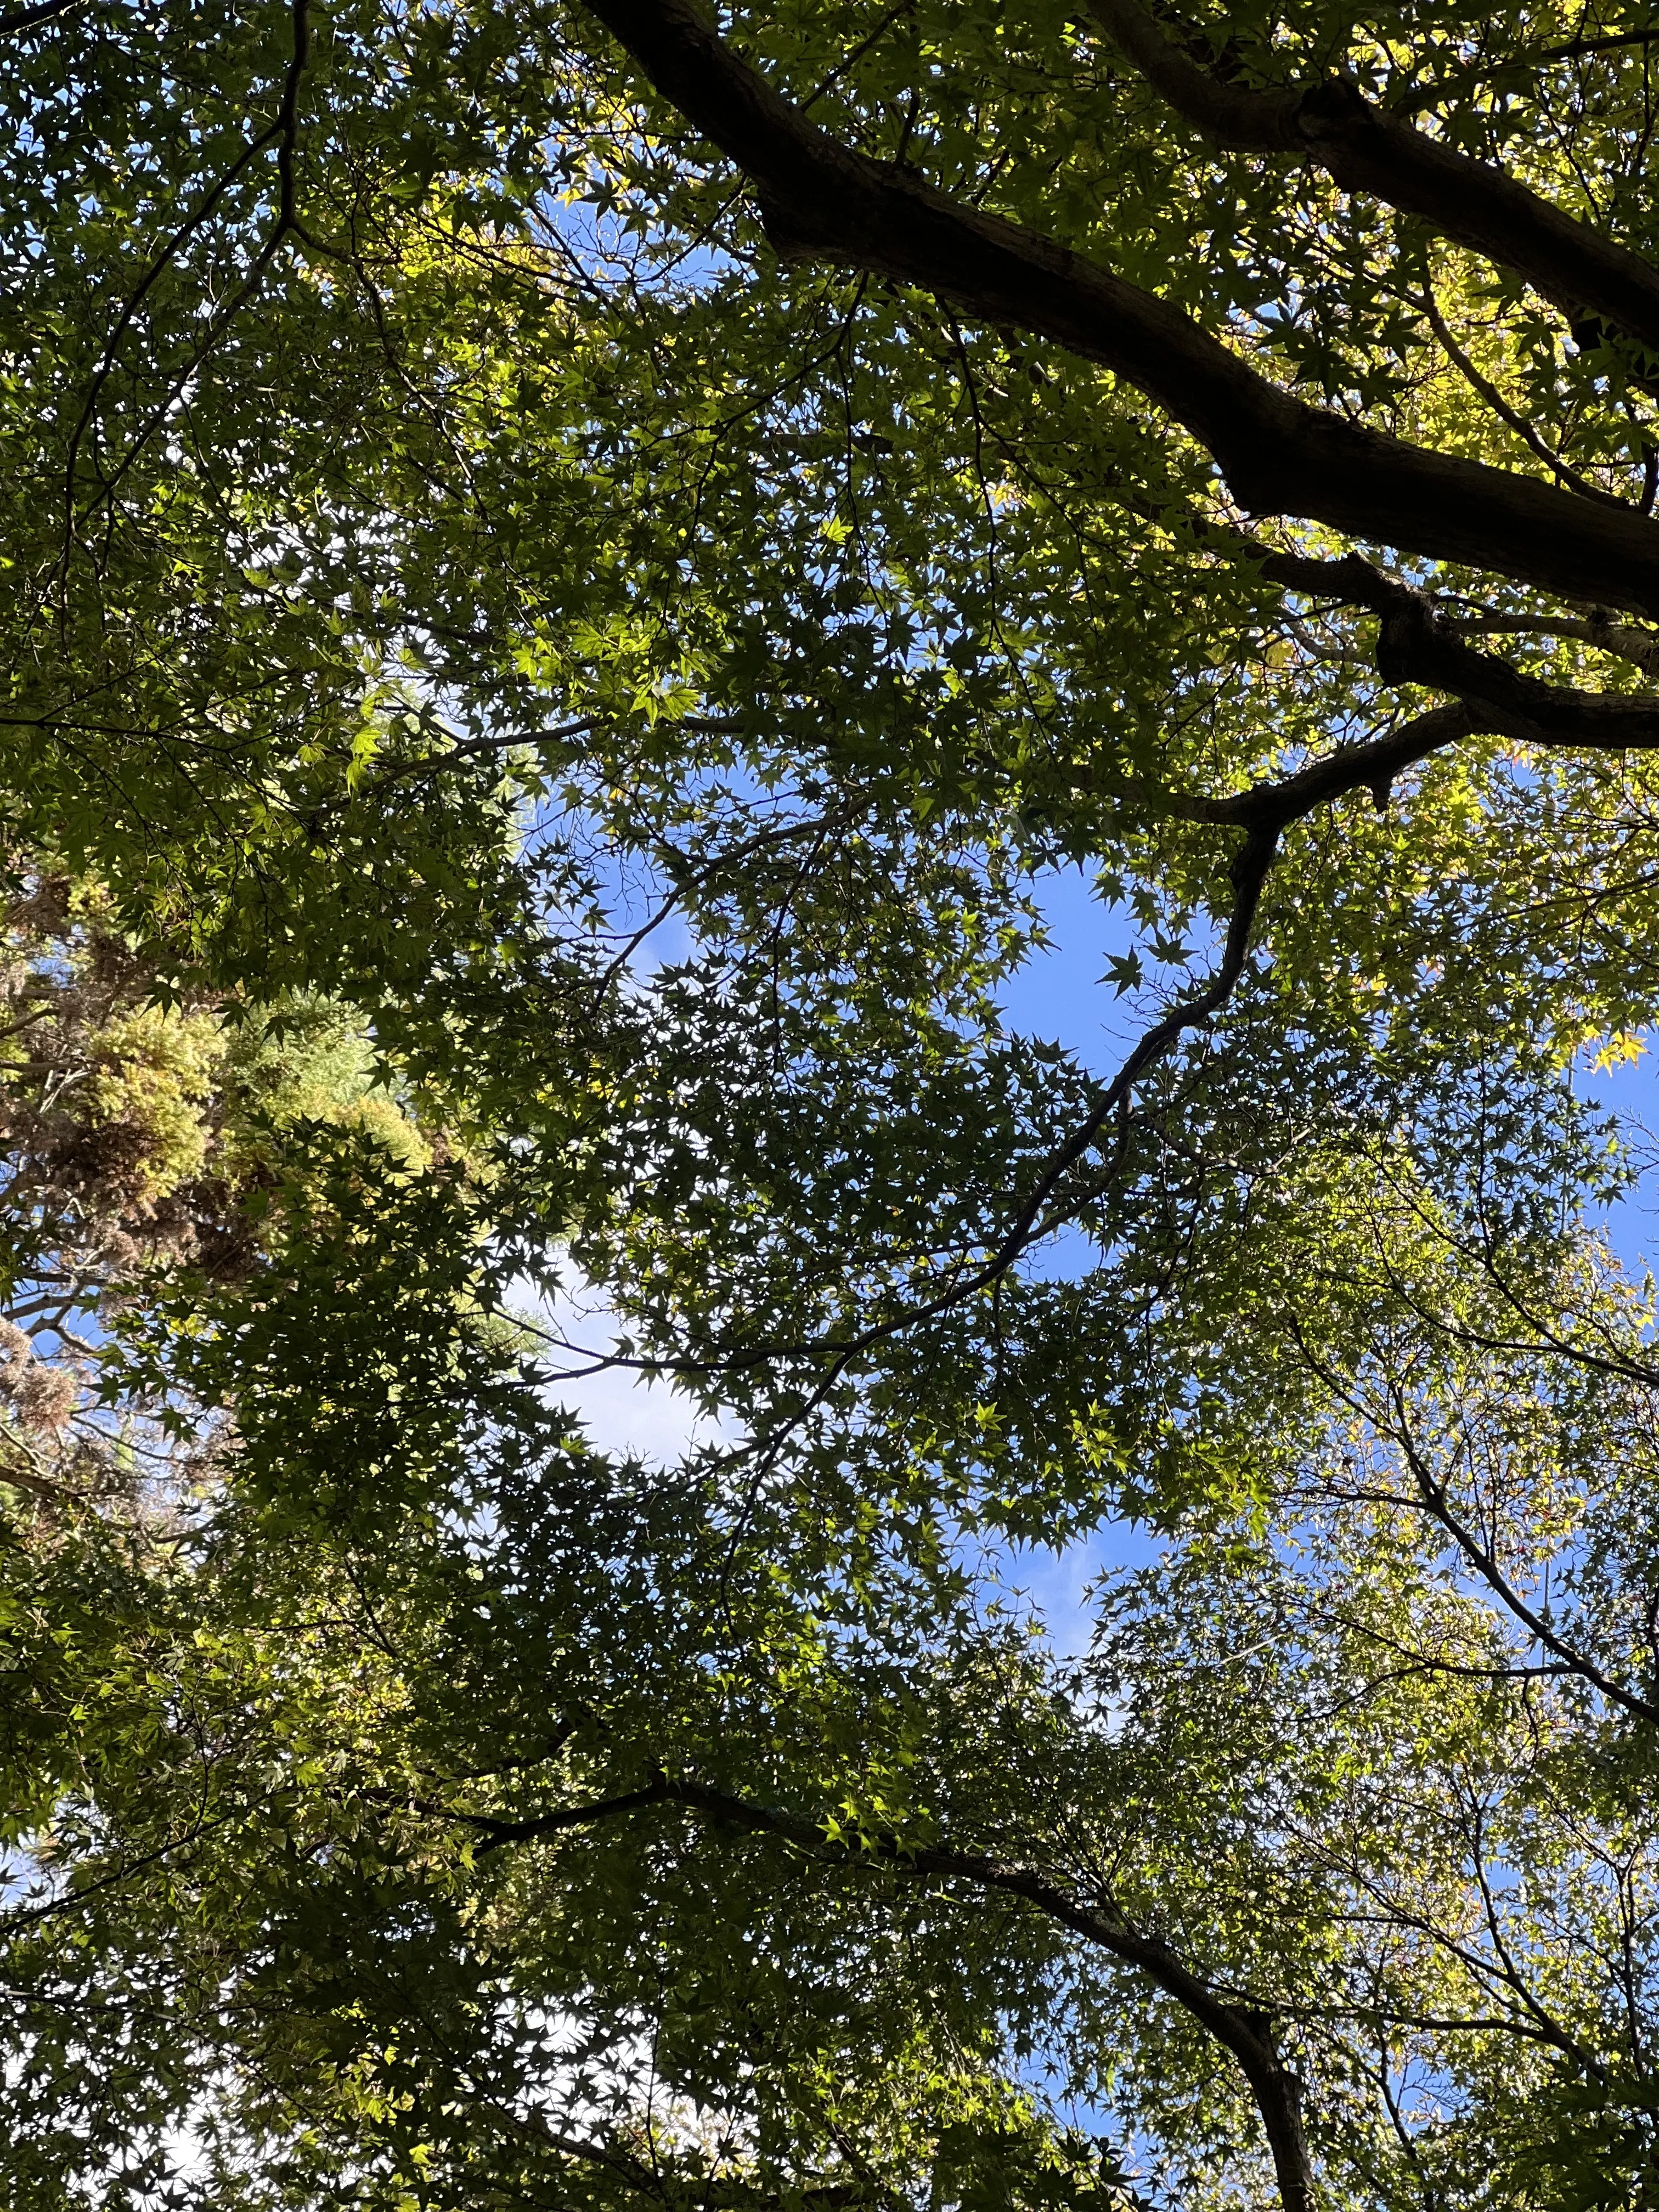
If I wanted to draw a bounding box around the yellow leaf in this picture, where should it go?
[1593,1031,1648,1073]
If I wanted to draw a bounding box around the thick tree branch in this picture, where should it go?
[473,1772,1317,2212]
[582,0,1659,614]
[1536,30,1659,63]
[578,2,1659,1408]
[1449,613,1659,674]
[1195,541,1659,754]
[1085,0,1659,357]
[0,0,82,30]
[1140,701,1481,828]
[1375,599,1659,744]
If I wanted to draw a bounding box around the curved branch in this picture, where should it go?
[968,813,1279,1272]
[1384,1398,1659,1728]
[1414,279,1622,505]
[1084,0,1659,357]
[509,2107,870,2212]
[0,0,84,29]
[62,123,285,516]
[472,1773,1317,2212]
[63,0,314,544]
[1182,539,1659,755]
[1130,701,1482,828]
[1375,601,1659,743]
[580,0,1659,615]
[1448,613,1659,674]
[1287,1315,1659,1730]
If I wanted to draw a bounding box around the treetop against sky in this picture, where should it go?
[9,4,1659,2209]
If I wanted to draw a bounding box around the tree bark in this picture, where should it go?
[1084,0,1659,357]
[476,1771,1320,2212]
[581,0,1659,616]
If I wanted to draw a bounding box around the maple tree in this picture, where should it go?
[7,3,1659,2208]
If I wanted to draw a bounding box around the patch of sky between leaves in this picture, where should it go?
[539,168,738,300]
[987,865,1170,1646]
[521,838,1160,1656]
[996,860,1150,1080]
[1005,854,1659,1284]
[524,822,1659,1666]
[1576,1040,1659,1279]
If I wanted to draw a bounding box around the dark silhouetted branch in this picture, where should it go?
[581,0,1659,614]
[472,1771,1317,2212]
[1085,0,1659,357]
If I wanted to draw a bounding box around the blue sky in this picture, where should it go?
[995,862,1659,1640]
[549,846,1659,1657]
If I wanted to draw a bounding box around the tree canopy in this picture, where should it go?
[7,2,1659,2208]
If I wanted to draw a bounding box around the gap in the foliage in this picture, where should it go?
[990,866,1169,1658]
[998,1525,1164,1668]
[528,847,1659,1675]
[1577,1041,1659,1279]
[527,1278,730,1466]
[996,861,1159,1079]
